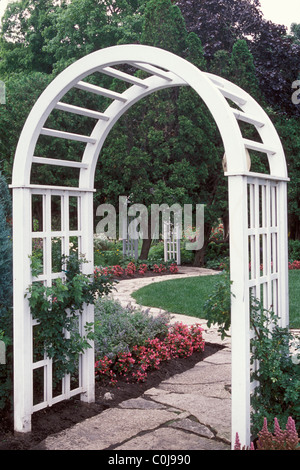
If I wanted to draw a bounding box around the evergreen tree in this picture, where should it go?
[141,0,187,55]
[229,39,260,101]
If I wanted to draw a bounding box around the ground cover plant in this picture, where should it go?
[93,298,205,385]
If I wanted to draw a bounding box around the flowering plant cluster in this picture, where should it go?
[95,322,205,385]
[209,222,224,243]
[234,416,299,450]
[288,260,300,270]
[248,260,300,272]
[152,263,167,273]
[94,260,178,279]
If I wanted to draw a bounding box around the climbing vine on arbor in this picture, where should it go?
[27,253,115,384]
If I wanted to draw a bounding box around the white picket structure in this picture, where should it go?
[163,221,181,265]
[11,45,289,447]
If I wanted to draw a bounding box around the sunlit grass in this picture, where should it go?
[132,271,300,329]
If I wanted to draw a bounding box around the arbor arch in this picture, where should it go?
[11,44,289,447]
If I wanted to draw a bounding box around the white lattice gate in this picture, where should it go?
[163,221,181,265]
[13,187,95,431]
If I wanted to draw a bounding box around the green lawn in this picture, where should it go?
[132,270,300,329]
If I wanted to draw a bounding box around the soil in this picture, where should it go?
[0,342,222,451]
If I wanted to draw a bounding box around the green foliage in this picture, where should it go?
[94,297,170,360]
[27,253,115,383]
[0,72,52,180]
[229,39,261,101]
[141,0,187,55]
[289,239,300,261]
[43,0,144,74]
[290,23,300,45]
[203,270,232,339]
[0,173,12,337]
[0,174,12,411]
[250,298,300,436]
[0,0,62,75]
[274,116,300,239]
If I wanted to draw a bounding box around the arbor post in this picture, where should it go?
[13,187,33,433]
[228,175,251,448]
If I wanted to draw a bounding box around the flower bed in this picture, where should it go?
[248,260,300,271]
[95,322,205,385]
[94,260,179,279]
[288,260,300,270]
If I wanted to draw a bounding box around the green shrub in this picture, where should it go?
[94,297,170,360]
[148,242,165,261]
[288,239,300,262]
[202,271,232,339]
[250,298,300,436]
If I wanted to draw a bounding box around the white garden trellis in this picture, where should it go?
[163,221,181,265]
[11,45,289,447]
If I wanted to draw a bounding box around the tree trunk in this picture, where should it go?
[139,214,153,260]
[139,237,152,260]
[193,222,212,267]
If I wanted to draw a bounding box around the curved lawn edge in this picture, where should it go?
[132,270,300,328]
[131,273,224,320]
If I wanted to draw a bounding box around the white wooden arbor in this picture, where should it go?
[11,45,289,447]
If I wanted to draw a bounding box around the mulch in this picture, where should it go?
[0,342,222,450]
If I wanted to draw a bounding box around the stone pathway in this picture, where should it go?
[37,267,232,451]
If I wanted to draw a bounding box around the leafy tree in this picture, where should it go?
[291,23,300,45]
[274,116,300,239]
[175,0,300,117]
[229,39,260,101]
[43,0,145,74]
[0,72,52,181]
[142,0,187,55]
[0,0,65,75]
[95,1,227,265]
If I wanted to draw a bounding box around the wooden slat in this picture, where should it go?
[232,109,265,128]
[217,86,247,106]
[243,138,276,155]
[32,156,89,169]
[131,62,173,81]
[101,66,148,89]
[40,127,96,144]
[74,81,127,101]
[55,102,109,121]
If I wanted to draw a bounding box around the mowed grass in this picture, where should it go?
[132,274,222,319]
[132,270,300,329]
[289,270,300,329]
